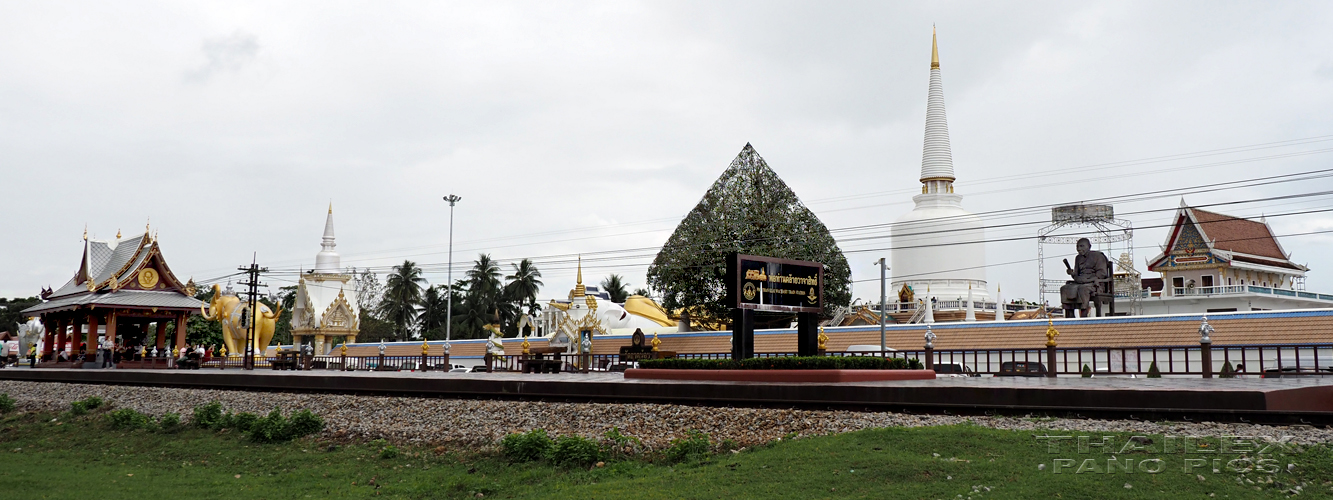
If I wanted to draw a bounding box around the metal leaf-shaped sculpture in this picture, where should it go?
[647,143,852,327]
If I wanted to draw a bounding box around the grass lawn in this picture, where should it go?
[0,408,1329,499]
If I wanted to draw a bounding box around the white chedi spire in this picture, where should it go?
[920,26,955,185]
[314,203,340,273]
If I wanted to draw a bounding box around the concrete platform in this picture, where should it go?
[2,369,1331,422]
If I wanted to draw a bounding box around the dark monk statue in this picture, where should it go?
[1060,237,1111,318]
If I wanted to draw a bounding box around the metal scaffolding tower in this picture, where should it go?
[1038,204,1138,315]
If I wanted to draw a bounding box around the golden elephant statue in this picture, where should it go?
[200,284,281,357]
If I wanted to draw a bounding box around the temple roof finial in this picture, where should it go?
[931,25,939,69]
[328,201,333,214]
[571,255,587,298]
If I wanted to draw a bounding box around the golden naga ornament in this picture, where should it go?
[137,268,160,289]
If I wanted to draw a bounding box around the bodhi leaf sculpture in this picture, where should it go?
[647,143,851,326]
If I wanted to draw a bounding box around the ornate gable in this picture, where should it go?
[319,288,359,331]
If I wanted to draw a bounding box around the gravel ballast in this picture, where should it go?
[2,380,1330,449]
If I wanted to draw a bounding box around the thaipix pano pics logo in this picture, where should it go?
[1036,434,1298,475]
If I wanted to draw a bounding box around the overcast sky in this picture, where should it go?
[4,1,1332,307]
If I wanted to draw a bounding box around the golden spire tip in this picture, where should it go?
[328,201,333,214]
[931,26,940,69]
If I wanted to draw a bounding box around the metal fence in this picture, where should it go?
[133,343,1333,378]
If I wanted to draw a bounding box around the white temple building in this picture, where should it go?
[889,29,992,320]
[290,204,361,354]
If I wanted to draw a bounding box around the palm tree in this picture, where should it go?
[504,258,544,316]
[466,254,503,304]
[632,287,651,298]
[601,274,630,303]
[378,260,425,340]
[419,285,449,339]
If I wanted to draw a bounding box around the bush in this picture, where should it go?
[107,408,152,430]
[601,427,643,458]
[502,429,553,463]
[287,409,325,438]
[1147,361,1162,378]
[193,402,223,429]
[81,396,104,410]
[548,435,604,468]
[371,439,399,459]
[69,401,89,416]
[248,408,290,443]
[158,413,182,432]
[638,356,922,371]
[1081,364,1093,378]
[0,394,13,413]
[227,412,260,432]
[1220,361,1235,378]
[664,430,712,463]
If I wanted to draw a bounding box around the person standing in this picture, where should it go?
[28,344,37,368]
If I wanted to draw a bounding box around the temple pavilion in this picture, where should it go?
[1138,203,1333,314]
[22,227,202,364]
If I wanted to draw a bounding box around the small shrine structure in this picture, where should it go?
[290,205,360,354]
[23,226,203,364]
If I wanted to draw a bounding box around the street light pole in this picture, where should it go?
[443,195,462,350]
[875,258,888,354]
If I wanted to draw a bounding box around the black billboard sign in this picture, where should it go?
[726,254,824,313]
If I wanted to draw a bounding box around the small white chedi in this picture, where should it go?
[290,204,362,354]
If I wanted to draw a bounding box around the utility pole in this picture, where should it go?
[237,255,268,371]
[875,258,889,354]
[443,194,462,355]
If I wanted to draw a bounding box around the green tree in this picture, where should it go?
[419,285,449,340]
[600,274,630,303]
[378,260,425,341]
[504,258,544,316]
[631,288,651,298]
[647,144,852,325]
[466,254,504,306]
[461,254,511,337]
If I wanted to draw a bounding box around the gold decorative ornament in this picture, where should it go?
[742,282,756,300]
[817,326,828,350]
[137,268,160,289]
[521,337,531,354]
[421,340,430,355]
[340,343,347,356]
[184,278,197,296]
[651,331,661,352]
[1045,317,1060,347]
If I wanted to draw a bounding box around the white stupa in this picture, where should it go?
[891,28,991,307]
[291,203,361,354]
